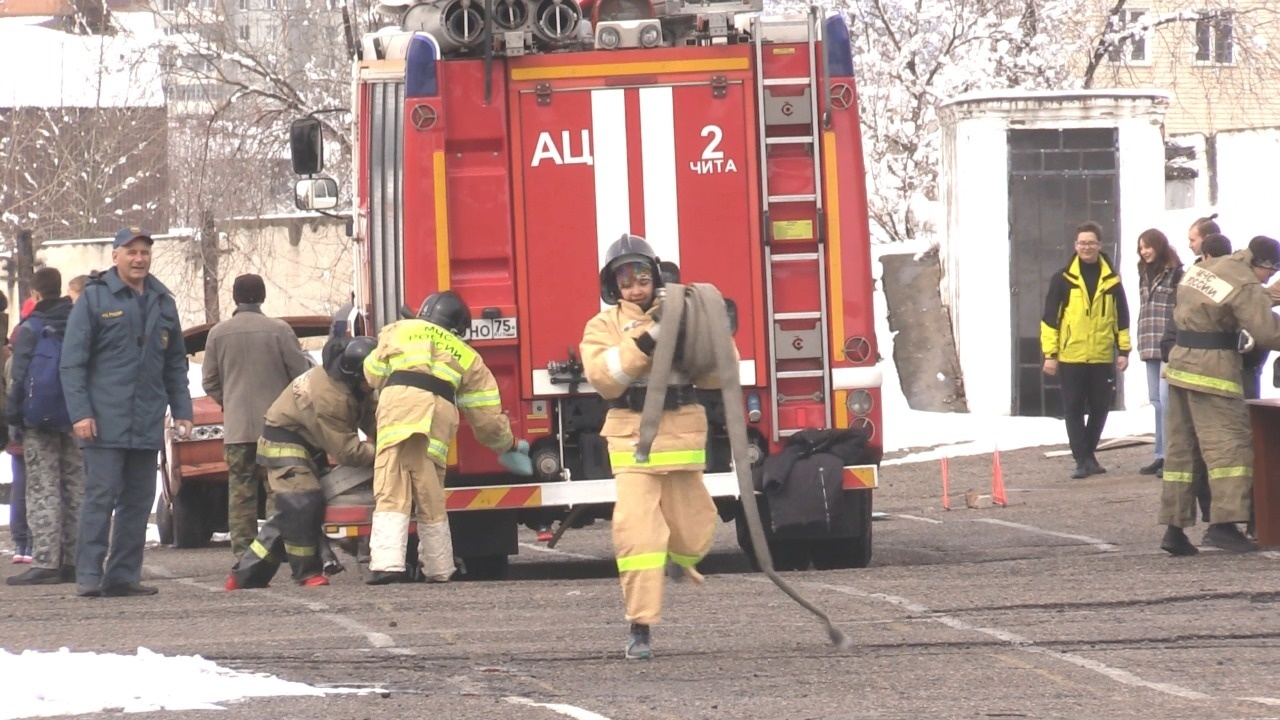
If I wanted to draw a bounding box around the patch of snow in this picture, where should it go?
[0,647,369,719]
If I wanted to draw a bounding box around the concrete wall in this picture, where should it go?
[7,212,353,336]
[938,90,1170,416]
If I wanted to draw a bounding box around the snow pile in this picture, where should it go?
[871,242,1154,465]
[0,647,356,719]
[0,13,165,108]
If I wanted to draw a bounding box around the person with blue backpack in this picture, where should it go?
[5,267,86,586]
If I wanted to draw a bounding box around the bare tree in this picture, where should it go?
[772,0,1280,242]
[124,0,355,320]
[1086,2,1280,133]
[791,0,1083,242]
[0,16,168,297]
[148,0,353,228]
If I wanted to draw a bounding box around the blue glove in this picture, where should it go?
[499,439,533,476]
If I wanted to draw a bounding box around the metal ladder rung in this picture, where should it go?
[764,18,811,28]
[765,136,814,145]
[762,77,811,86]
[770,252,819,262]
[779,427,828,438]
[777,369,824,379]
[767,193,817,203]
[773,311,821,320]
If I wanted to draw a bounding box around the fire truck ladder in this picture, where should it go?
[753,11,832,442]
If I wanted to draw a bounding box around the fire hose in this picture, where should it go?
[634,282,854,652]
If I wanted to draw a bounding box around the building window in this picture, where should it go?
[240,24,250,41]
[239,0,248,8]
[1196,11,1234,64]
[1107,8,1148,64]
[162,0,175,10]
[267,0,276,8]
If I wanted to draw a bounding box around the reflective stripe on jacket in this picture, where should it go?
[363,318,512,462]
[580,300,718,474]
[1166,249,1280,398]
[1040,253,1131,363]
[255,367,377,469]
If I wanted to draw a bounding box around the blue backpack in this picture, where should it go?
[22,317,72,432]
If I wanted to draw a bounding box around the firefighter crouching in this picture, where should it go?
[362,291,533,585]
[225,336,379,589]
[1160,236,1280,556]
[580,234,720,661]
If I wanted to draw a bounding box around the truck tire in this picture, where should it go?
[155,494,175,546]
[459,555,509,581]
[734,505,813,572]
[810,491,873,570]
[172,486,212,549]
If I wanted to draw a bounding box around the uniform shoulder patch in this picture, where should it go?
[1181,265,1234,304]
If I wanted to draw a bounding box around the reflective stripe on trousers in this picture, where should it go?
[612,469,717,626]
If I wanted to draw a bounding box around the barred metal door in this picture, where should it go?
[1008,128,1120,417]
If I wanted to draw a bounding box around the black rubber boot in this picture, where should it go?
[277,491,326,583]
[1084,455,1107,475]
[1070,462,1089,480]
[227,518,285,590]
[1202,523,1258,553]
[365,570,409,585]
[318,537,345,576]
[1160,526,1198,556]
[6,567,62,585]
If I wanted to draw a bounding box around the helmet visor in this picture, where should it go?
[615,262,653,289]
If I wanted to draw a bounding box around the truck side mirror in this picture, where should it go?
[294,178,339,211]
[290,117,325,175]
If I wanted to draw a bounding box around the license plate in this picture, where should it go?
[464,317,518,341]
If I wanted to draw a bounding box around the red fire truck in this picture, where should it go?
[289,1,882,579]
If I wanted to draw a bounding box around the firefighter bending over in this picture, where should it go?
[580,234,720,661]
[1160,236,1280,555]
[225,335,379,590]
[363,291,533,585]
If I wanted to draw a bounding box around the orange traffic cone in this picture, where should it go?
[941,456,951,510]
[992,449,1008,507]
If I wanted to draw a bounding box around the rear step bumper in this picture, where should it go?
[322,465,877,539]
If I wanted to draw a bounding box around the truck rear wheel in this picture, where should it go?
[459,554,509,581]
[734,504,813,572]
[172,485,212,549]
[810,491,873,570]
[155,494,175,546]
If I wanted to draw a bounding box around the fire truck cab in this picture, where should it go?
[291,0,883,579]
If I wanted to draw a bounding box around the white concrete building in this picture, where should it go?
[938,90,1171,417]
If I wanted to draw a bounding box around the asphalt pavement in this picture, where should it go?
[3,442,1279,720]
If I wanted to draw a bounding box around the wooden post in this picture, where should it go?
[15,228,34,307]
[200,210,221,324]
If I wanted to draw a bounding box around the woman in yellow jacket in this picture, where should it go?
[1040,222,1131,479]
[580,234,719,661]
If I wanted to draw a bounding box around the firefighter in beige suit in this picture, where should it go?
[363,291,532,584]
[580,234,719,661]
[225,335,378,590]
[1160,236,1280,556]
